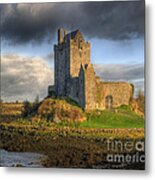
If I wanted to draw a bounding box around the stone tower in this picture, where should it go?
[48,28,133,110]
[54,28,92,106]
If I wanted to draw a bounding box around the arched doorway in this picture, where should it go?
[105,95,113,109]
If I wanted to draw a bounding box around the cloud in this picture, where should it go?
[1,54,54,102]
[1,1,145,44]
[94,64,144,81]
[94,63,144,96]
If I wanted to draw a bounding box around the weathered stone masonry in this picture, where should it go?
[48,28,134,110]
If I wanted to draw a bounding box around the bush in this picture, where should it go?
[38,98,85,123]
[22,100,40,117]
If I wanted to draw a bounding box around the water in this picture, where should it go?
[0,149,47,167]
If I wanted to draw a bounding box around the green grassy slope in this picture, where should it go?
[80,108,144,128]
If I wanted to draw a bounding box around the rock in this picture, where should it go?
[15,164,24,167]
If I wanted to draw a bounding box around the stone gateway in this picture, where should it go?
[48,28,134,110]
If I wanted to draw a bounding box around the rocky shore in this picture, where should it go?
[0,123,145,169]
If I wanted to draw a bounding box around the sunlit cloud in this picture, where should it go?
[1,54,54,102]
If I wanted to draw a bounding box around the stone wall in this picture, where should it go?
[78,65,85,108]
[54,39,70,96]
[84,64,97,110]
[96,81,133,109]
[70,34,90,77]
[54,44,66,96]
[68,77,79,103]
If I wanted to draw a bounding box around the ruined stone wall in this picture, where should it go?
[96,82,133,109]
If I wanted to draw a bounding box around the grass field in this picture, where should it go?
[79,107,144,129]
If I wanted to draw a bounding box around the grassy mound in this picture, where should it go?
[0,101,144,129]
[38,98,85,123]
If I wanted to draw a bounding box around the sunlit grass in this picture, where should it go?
[79,109,144,128]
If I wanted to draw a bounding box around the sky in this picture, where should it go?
[0,1,145,102]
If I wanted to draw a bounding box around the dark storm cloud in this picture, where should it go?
[0,1,145,44]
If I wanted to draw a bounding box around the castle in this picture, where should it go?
[48,28,134,110]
